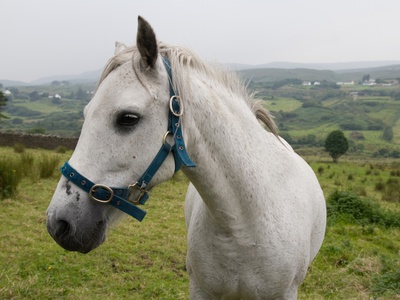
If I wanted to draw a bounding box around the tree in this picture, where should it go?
[362,74,370,83]
[0,91,8,121]
[324,130,349,163]
[29,91,40,101]
[382,127,393,142]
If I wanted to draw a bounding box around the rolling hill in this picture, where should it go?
[239,64,400,84]
[1,61,400,157]
[2,61,400,87]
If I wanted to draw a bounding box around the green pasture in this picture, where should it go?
[0,146,399,299]
[13,99,62,114]
[265,97,302,112]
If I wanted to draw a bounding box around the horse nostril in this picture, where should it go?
[55,220,71,238]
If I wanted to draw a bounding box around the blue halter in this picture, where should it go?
[60,56,196,222]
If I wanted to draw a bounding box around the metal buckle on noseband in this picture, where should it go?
[128,182,149,205]
[89,184,114,203]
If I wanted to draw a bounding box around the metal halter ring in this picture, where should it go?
[89,184,114,203]
[162,131,173,145]
[169,95,183,117]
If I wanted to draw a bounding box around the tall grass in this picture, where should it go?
[37,154,60,179]
[0,156,24,199]
[19,152,35,176]
[0,149,62,199]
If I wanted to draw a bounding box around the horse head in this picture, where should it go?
[46,17,186,253]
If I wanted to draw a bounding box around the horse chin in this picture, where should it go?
[57,227,106,254]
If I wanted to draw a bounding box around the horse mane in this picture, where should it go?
[98,42,278,135]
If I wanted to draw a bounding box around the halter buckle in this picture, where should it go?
[89,184,114,203]
[128,182,149,205]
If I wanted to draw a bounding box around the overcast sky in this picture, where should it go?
[2,0,400,82]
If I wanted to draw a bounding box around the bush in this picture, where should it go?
[54,146,67,154]
[38,154,60,179]
[382,178,400,203]
[19,152,35,177]
[374,181,385,191]
[14,143,25,153]
[317,166,324,175]
[327,190,400,227]
[0,156,23,199]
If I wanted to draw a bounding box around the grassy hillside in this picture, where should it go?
[1,84,93,136]
[0,146,399,299]
[255,83,400,157]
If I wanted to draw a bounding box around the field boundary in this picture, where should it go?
[0,131,77,150]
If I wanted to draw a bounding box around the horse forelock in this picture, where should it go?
[96,42,277,135]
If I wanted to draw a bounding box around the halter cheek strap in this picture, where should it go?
[59,55,195,222]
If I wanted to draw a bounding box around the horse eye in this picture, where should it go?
[116,113,141,128]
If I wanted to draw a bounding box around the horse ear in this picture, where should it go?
[136,16,158,69]
[114,41,127,55]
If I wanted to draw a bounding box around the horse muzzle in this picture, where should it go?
[46,178,108,253]
[46,212,106,253]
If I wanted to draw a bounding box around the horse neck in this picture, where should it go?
[182,72,279,231]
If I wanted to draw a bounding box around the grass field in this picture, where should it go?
[13,99,63,114]
[0,147,399,299]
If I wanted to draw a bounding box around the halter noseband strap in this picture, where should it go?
[60,55,195,222]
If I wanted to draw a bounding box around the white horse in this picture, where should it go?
[47,16,326,299]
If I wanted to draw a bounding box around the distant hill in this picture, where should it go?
[0,79,30,87]
[239,64,400,83]
[1,61,400,87]
[239,68,339,83]
[30,69,102,85]
[0,69,102,87]
[228,60,400,71]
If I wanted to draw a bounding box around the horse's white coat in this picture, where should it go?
[46,17,326,299]
[179,67,326,299]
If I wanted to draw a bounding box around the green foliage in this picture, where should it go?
[5,103,42,117]
[29,90,40,101]
[54,146,67,154]
[0,149,63,199]
[372,256,400,297]
[19,152,35,176]
[38,154,60,179]
[327,190,400,227]
[0,156,23,199]
[0,91,9,120]
[381,178,400,202]
[13,143,26,153]
[27,127,46,134]
[382,126,393,141]
[324,130,349,162]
